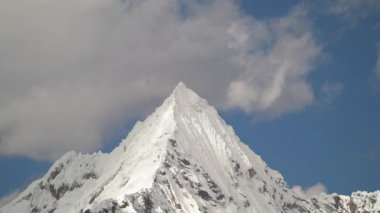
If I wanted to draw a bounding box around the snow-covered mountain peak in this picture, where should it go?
[168,82,206,110]
[171,81,188,96]
[2,83,380,213]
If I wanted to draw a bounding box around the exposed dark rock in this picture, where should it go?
[111,201,118,213]
[31,207,40,213]
[175,178,184,188]
[120,199,129,208]
[180,158,191,166]
[216,194,225,200]
[47,208,56,213]
[38,182,45,190]
[182,173,189,181]
[142,194,154,213]
[48,164,64,182]
[82,171,98,180]
[234,162,240,173]
[16,192,32,204]
[168,139,177,147]
[259,181,268,194]
[49,184,69,200]
[70,180,83,191]
[283,202,309,213]
[89,188,104,204]
[311,198,320,210]
[175,203,182,209]
[248,168,256,178]
[333,196,342,210]
[293,195,309,204]
[348,198,357,213]
[198,190,212,201]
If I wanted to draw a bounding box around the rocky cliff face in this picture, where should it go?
[1,83,379,213]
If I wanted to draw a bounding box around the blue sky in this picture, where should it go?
[234,0,380,194]
[232,0,380,195]
[0,0,380,202]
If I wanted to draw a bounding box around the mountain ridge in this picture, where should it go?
[1,82,379,213]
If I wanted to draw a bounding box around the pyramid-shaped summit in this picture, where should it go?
[1,83,380,213]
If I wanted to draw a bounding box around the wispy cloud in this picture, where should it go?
[318,82,344,107]
[360,147,380,160]
[0,0,321,160]
[367,149,380,160]
[292,182,327,198]
[326,0,380,26]
[225,6,320,117]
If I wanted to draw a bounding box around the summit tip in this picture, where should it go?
[173,81,187,91]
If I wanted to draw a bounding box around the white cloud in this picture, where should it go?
[0,190,20,207]
[226,7,320,117]
[0,0,321,160]
[292,182,327,198]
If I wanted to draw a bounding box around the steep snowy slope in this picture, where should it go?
[1,83,379,213]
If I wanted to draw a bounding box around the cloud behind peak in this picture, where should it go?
[0,0,321,160]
